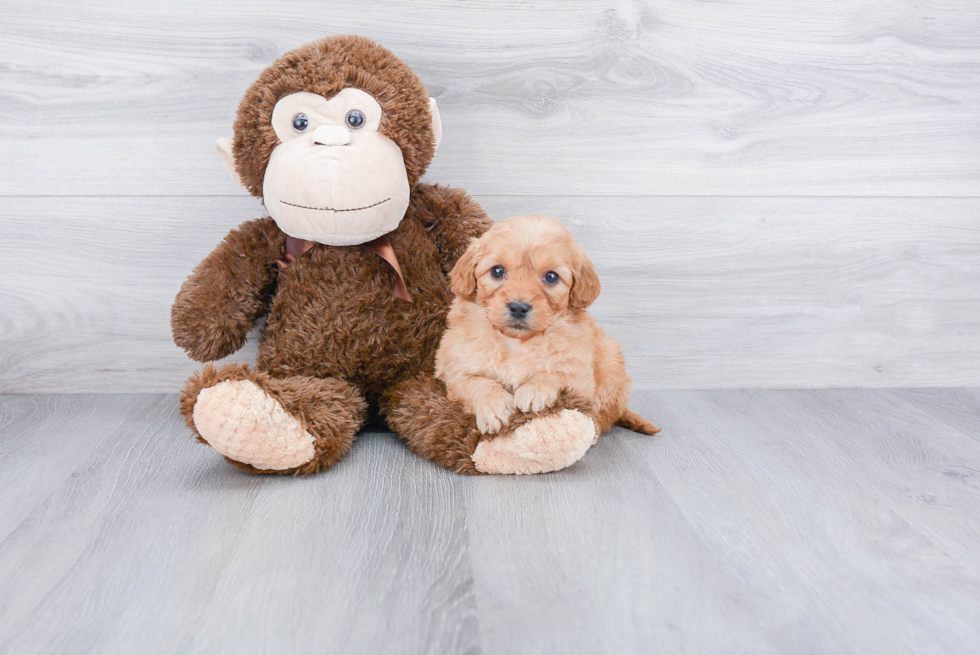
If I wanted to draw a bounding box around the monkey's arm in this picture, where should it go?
[171,217,285,362]
[410,183,493,273]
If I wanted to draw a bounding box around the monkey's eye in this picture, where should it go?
[291,113,309,132]
[345,109,366,129]
[543,271,560,285]
[490,265,506,279]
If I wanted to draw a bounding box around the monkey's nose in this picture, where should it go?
[312,125,351,146]
[507,301,532,319]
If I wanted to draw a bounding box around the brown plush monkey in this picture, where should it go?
[172,35,598,475]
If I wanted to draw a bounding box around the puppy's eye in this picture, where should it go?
[292,113,309,132]
[345,109,366,129]
[543,271,560,285]
[490,265,505,279]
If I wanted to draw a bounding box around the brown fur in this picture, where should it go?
[173,182,493,473]
[172,37,632,475]
[180,363,367,474]
[172,221,283,362]
[435,215,659,437]
[232,35,436,196]
[173,183,490,398]
[383,376,596,475]
[172,36,505,474]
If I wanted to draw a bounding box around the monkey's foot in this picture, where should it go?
[471,409,596,475]
[193,379,316,471]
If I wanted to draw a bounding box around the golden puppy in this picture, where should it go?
[435,214,659,440]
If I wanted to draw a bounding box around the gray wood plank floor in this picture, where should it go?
[2,390,980,654]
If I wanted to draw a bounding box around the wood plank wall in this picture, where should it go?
[1,0,978,392]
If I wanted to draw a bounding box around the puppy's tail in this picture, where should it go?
[616,409,661,435]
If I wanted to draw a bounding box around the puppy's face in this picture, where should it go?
[450,215,600,339]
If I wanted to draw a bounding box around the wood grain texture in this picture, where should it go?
[0,0,977,196]
[629,389,980,654]
[3,390,980,653]
[462,442,778,654]
[888,388,980,444]
[0,395,139,542]
[800,388,980,579]
[189,435,478,655]
[0,395,478,655]
[1,195,978,392]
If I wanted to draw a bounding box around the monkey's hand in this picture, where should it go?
[171,218,284,362]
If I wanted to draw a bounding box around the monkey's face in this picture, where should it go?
[260,89,412,246]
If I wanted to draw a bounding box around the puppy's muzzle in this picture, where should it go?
[507,301,532,321]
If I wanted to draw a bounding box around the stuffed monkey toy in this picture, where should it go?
[172,35,599,475]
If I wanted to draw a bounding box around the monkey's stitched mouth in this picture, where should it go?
[280,198,391,212]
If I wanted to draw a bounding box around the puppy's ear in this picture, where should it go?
[450,239,482,300]
[569,244,601,309]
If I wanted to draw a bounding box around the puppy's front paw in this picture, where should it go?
[474,391,515,434]
[514,381,559,414]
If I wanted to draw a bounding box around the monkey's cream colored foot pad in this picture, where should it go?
[471,409,596,475]
[193,380,315,471]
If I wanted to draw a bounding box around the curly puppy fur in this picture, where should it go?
[435,215,659,437]
[172,36,503,474]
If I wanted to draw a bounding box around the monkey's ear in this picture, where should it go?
[429,98,442,152]
[449,238,481,300]
[215,138,246,189]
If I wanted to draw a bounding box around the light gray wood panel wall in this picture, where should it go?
[0,1,977,391]
[1,196,977,392]
[0,0,977,196]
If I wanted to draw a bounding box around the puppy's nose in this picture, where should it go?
[508,301,532,319]
[312,125,351,146]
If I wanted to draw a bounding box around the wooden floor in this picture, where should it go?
[2,389,980,654]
